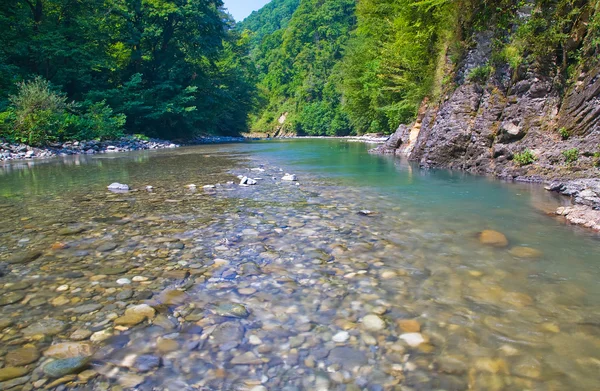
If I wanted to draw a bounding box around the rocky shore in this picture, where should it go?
[0,136,250,162]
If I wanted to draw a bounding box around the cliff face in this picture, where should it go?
[371,8,600,229]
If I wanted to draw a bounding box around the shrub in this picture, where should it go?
[594,152,600,167]
[562,148,579,164]
[513,149,536,166]
[75,101,125,141]
[559,127,569,140]
[468,64,492,83]
[9,77,70,146]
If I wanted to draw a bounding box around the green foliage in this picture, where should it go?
[1,77,125,145]
[468,64,492,83]
[241,0,356,136]
[562,148,579,164]
[513,149,536,166]
[559,127,570,140]
[0,0,256,141]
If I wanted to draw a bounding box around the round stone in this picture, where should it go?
[0,292,25,306]
[43,357,90,378]
[479,230,509,247]
[0,367,30,382]
[116,278,132,285]
[509,246,543,259]
[6,347,40,366]
[361,315,385,331]
[332,331,350,343]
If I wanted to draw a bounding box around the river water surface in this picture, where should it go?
[0,140,599,391]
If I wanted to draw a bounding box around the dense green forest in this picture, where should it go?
[243,0,600,136]
[1,0,598,143]
[0,0,256,145]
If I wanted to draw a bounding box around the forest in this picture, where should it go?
[1,0,599,143]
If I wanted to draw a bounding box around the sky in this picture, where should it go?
[223,0,272,21]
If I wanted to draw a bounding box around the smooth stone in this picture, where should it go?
[22,319,66,337]
[0,319,14,330]
[107,183,129,191]
[329,347,368,369]
[43,357,90,378]
[70,329,93,341]
[90,329,113,343]
[58,227,86,236]
[509,247,543,259]
[156,289,189,305]
[116,290,134,300]
[361,314,385,331]
[5,281,32,291]
[212,322,245,345]
[117,278,132,285]
[125,304,156,319]
[479,230,509,247]
[96,242,118,252]
[230,351,264,365]
[70,303,103,314]
[0,375,30,389]
[0,367,29,382]
[238,288,257,295]
[215,303,250,318]
[0,291,25,306]
[44,342,94,359]
[134,355,161,372]
[399,333,425,347]
[114,313,146,327]
[157,338,179,353]
[282,173,297,181]
[118,373,144,388]
[398,319,421,333]
[5,347,40,366]
[332,331,350,343]
[7,251,42,264]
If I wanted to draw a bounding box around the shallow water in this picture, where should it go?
[0,139,599,391]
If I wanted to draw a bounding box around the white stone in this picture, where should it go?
[132,276,148,282]
[90,329,113,343]
[56,285,69,292]
[282,173,297,181]
[362,314,386,331]
[399,333,425,347]
[332,331,349,343]
[240,176,257,185]
[249,335,263,345]
[116,278,131,285]
[107,183,129,191]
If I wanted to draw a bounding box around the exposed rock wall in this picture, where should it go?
[371,29,600,230]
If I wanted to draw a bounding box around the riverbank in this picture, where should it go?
[0,136,250,162]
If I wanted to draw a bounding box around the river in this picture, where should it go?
[0,139,599,390]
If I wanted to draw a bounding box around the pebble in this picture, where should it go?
[0,367,30,382]
[361,314,386,331]
[399,333,426,347]
[5,347,40,366]
[332,331,350,343]
[116,278,132,285]
[44,342,94,359]
[479,230,509,247]
[43,357,90,378]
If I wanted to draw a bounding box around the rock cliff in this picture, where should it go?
[371,22,600,230]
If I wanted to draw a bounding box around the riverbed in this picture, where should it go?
[1,139,599,390]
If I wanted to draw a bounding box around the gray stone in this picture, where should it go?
[43,357,90,378]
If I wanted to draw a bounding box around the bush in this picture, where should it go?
[9,77,70,146]
[513,149,536,166]
[562,148,579,164]
[559,127,569,140]
[3,77,126,145]
[593,152,600,167]
[467,64,492,83]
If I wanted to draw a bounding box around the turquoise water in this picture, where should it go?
[1,139,599,390]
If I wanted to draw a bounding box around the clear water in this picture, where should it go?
[0,139,599,391]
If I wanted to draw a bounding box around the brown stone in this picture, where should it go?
[509,247,543,259]
[479,230,509,247]
[44,342,94,359]
[6,347,40,366]
[397,319,421,333]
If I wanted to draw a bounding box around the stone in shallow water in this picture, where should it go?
[215,303,249,318]
[0,367,29,382]
[398,319,421,333]
[361,314,385,331]
[96,242,118,252]
[70,329,93,341]
[0,319,14,330]
[134,355,161,372]
[96,267,129,275]
[509,246,543,259]
[6,347,40,366]
[332,331,349,343]
[212,322,245,345]
[70,303,103,314]
[478,230,509,247]
[399,333,425,347]
[22,319,66,337]
[7,251,42,264]
[329,347,367,369]
[0,291,25,306]
[44,342,94,359]
[58,227,86,236]
[43,357,90,378]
